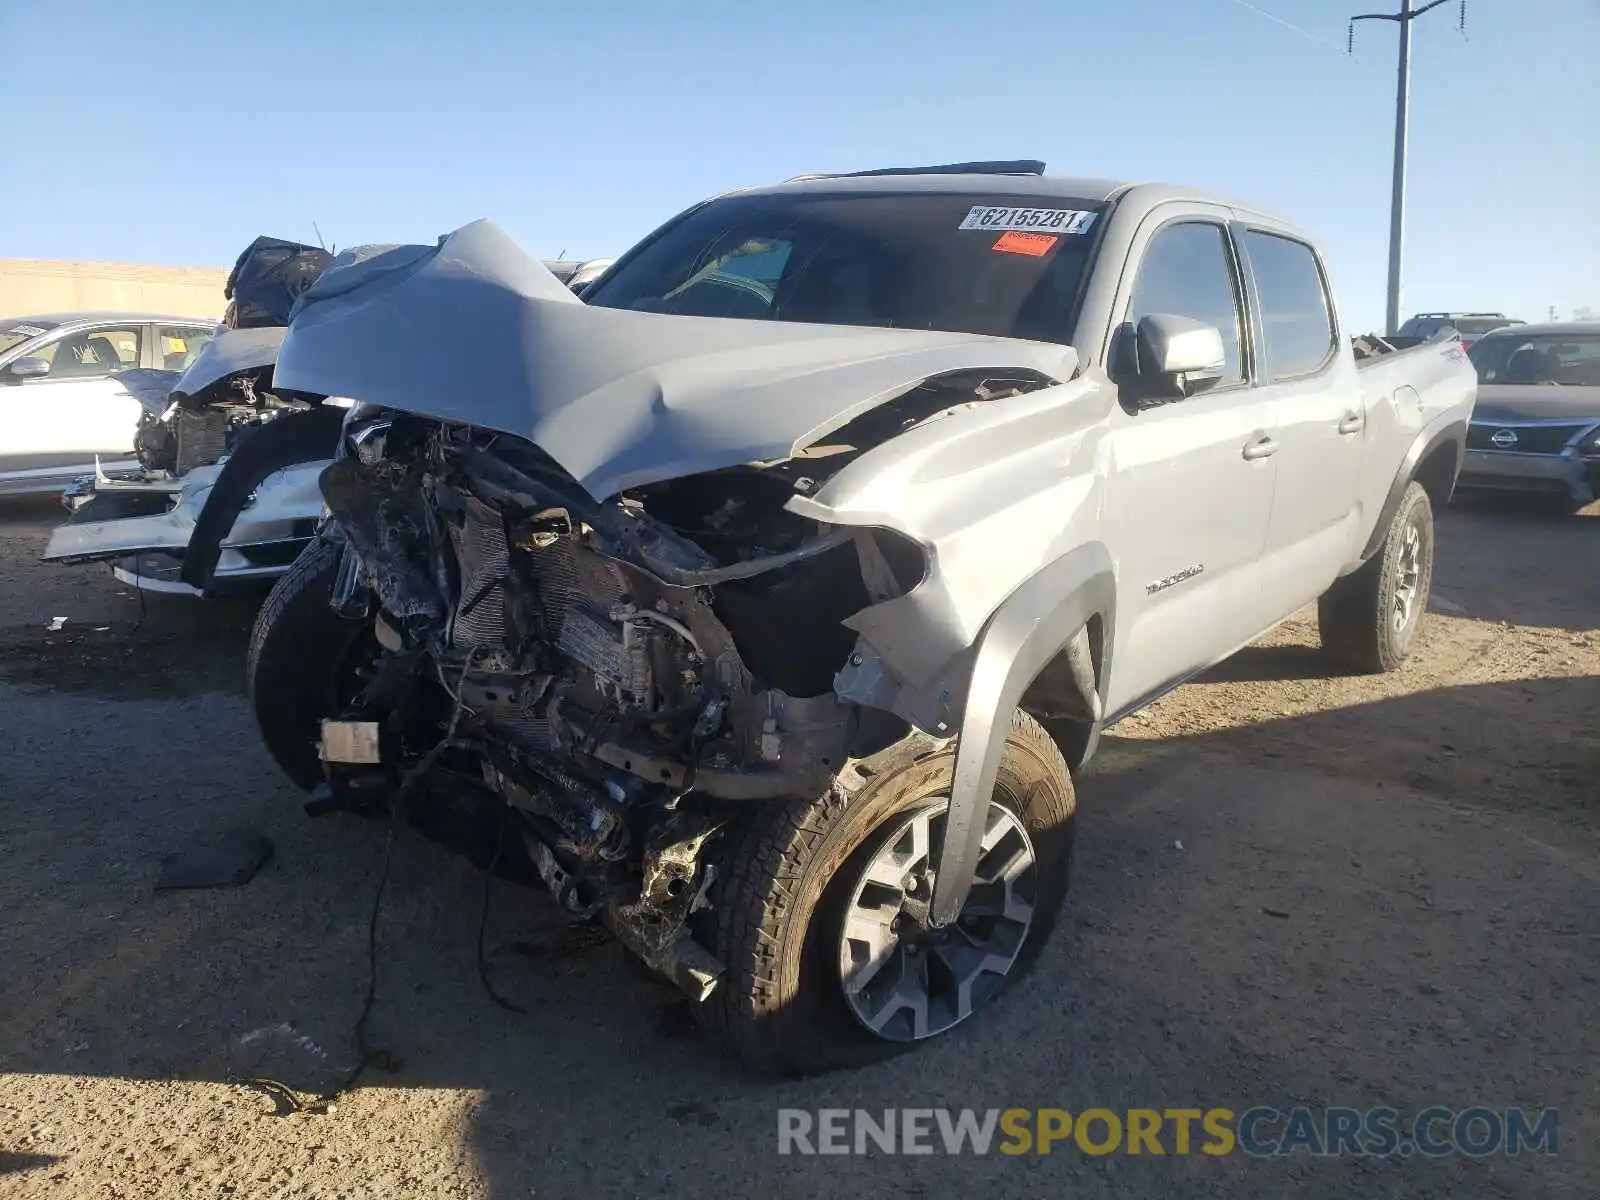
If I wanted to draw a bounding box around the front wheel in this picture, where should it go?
[698,710,1076,1077]
[247,536,372,789]
[1318,480,1435,673]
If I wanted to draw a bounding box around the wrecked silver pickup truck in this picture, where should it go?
[248,162,1475,1076]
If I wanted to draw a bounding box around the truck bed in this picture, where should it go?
[1354,335,1472,419]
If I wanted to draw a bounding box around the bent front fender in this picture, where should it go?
[928,542,1114,927]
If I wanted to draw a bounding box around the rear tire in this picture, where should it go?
[1318,481,1434,673]
[699,710,1076,1077]
[247,536,369,790]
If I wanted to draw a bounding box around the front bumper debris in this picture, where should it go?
[61,464,184,513]
[43,461,327,593]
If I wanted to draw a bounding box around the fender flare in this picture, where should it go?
[1357,416,1467,564]
[928,542,1115,926]
[178,404,346,591]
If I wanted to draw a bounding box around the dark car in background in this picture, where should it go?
[1398,311,1523,350]
[1457,323,1600,510]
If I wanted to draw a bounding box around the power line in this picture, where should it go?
[1225,0,1346,51]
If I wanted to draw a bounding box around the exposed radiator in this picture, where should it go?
[449,505,641,748]
[174,409,230,474]
[449,496,512,650]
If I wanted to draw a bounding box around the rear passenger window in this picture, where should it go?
[158,325,216,372]
[1243,231,1336,379]
[1127,222,1245,388]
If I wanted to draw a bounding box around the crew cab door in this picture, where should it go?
[1235,227,1365,608]
[1100,214,1278,716]
[0,323,145,465]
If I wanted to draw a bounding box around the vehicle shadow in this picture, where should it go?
[1195,642,1345,685]
[2,670,1596,1197]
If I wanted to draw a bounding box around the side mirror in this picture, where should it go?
[1114,314,1226,405]
[7,356,51,380]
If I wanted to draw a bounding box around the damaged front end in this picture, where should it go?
[44,237,342,594]
[315,415,960,993]
[276,217,1105,1023]
[41,335,340,594]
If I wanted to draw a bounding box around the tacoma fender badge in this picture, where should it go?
[1146,564,1205,596]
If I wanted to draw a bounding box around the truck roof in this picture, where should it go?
[736,171,1293,227]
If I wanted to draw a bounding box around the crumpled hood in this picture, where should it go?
[113,367,184,416]
[1473,384,1600,424]
[273,219,1079,500]
[171,326,285,403]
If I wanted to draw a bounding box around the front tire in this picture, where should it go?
[247,536,370,789]
[1318,480,1435,673]
[699,710,1076,1077]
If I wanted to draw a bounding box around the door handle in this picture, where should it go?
[1338,411,1366,435]
[1242,435,1278,461]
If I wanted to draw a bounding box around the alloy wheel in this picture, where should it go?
[838,800,1037,1042]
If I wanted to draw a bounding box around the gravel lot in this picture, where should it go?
[1,494,1596,1199]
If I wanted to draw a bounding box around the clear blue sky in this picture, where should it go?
[2,0,1594,330]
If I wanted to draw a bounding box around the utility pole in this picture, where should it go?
[1350,0,1465,335]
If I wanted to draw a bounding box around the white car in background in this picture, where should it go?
[0,313,218,496]
[40,258,615,596]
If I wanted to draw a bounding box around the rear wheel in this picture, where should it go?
[699,710,1075,1077]
[1318,481,1435,673]
[247,536,372,789]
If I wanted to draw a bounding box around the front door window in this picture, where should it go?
[35,327,143,379]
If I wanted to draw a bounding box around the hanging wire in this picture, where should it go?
[1225,0,1347,52]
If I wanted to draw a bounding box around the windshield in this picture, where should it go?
[584,191,1105,345]
[1469,333,1600,386]
[1454,317,1510,336]
[0,320,58,356]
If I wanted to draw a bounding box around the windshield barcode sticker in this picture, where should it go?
[959,207,1097,234]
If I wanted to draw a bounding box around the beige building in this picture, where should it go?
[0,258,228,321]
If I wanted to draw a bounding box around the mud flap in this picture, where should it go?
[928,545,1114,927]
[178,405,344,591]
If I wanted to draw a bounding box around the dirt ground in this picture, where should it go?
[1,493,1596,1199]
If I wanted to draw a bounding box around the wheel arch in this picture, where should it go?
[1358,417,1465,565]
[928,541,1114,926]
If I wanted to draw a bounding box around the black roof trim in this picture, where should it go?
[786,159,1046,183]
